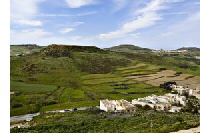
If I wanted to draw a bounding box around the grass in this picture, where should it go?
[59,89,85,102]
[81,73,116,80]
[10,45,200,117]
[83,76,125,85]
[10,45,44,56]
[40,100,99,112]
[10,81,57,94]
[117,63,160,76]
[11,110,200,133]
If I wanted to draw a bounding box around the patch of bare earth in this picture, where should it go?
[127,70,200,89]
[170,126,200,133]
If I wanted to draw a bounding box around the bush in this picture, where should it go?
[159,68,167,71]
[11,102,22,108]
[28,104,41,114]
[134,104,143,109]
[176,116,185,123]
[143,105,152,111]
[175,72,182,76]
[180,64,188,68]
[172,91,178,94]
[86,106,104,114]
[14,91,21,96]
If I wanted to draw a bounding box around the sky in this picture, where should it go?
[10,0,200,50]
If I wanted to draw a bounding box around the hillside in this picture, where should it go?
[10,44,45,56]
[10,44,200,116]
[177,47,200,52]
[104,44,152,53]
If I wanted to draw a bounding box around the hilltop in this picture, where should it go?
[10,44,45,56]
[104,44,152,53]
[177,47,200,52]
[40,44,106,58]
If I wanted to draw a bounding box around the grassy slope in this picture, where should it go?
[10,45,200,116]
[11,110,200,133]
[120,52,200,76]
[10,45,45,56]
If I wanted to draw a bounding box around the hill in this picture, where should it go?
[40,44,106,58]
[10,44,45,56]
[177,47,200,52]
[10,44,200,116]
[104,44,152,53]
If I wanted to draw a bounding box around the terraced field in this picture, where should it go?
[10,45,200,117]
[127,70,200,89]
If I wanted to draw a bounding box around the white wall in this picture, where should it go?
[100,101,108,112]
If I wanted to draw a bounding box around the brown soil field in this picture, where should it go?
[127,70,200,89]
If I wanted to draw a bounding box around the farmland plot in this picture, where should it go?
[127,70,200,89]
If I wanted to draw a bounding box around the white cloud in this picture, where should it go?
[10,29,79,45]
[129,33,141,38]
[10,0,44,26]
[160,32,172,37]
[112,0,128,13]
[60,28,74,34]
[72,22,84,27]
[10,29,51,44]
[71,36,82,40]
[16,20,43,26]
[11,0,44,20]
[65,0,97,8]
[76,11,97,16]
[193,2,200,5]
[140,11,200,50]
[99,0,183,40]
[38,11,97,17]
[99,12,161,40]
[169,12,200,33]
[138,0,167,13]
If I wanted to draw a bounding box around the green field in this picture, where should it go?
[10,45,200,117]
[10,81,57,93]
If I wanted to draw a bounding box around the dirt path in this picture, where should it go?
[170,126,200,133]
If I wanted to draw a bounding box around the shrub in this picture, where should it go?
[134,104,143,109]
[180,64,188,68]
[159,68,167,71]
[11,102,22,108]
[176,116,185,123]
[143,105,152,111]
[175,72,182,76]
[14,91,21,96]
[86,106,104,114]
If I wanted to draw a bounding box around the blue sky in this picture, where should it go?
[10,0,200,50]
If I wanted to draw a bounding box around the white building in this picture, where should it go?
[165,93,187,106]
[100,99,136,112]
[169,106,182,112]
[132,93,187,111]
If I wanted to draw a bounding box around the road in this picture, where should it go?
[10,106,100,123]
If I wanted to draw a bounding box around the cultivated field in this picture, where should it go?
[127,70,200,89]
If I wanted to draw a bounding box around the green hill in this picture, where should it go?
[104,44,152,53]
[10,44,200,116]
[177,47,200,52]
[10,44,45,56]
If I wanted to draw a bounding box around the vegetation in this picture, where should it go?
[177,47,200,52]
[104,44,152,53]
[10,44,200,132]
[10,44,200,117]
[10,44,45,56]
[11,110,200,133]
